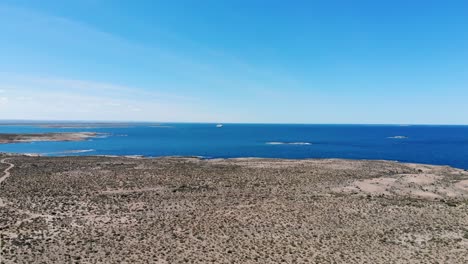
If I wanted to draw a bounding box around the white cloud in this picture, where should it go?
[15,96,32,101]
[0,75,220,122]
[0,97,8,107]
[105,102,122,107]
[129,106,142,112]
[0,72,197,103]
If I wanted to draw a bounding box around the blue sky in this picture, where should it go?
[0,0,467,124]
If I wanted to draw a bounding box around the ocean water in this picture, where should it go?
[1,123,468,169]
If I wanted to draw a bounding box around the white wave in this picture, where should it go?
[266,142,312,145]
[23,153,42,157]
[93,135,110,139]
[61,149,96,154]
[124,155,144,159]
[40,149,96,156]
[387,136,408,139]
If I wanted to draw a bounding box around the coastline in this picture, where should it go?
[1,151,466,170]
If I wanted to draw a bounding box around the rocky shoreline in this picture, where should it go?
[1,155,467,263]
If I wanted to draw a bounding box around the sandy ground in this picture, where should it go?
[1,155,468,263]
[0,158,14,207]
[0,132,100,144]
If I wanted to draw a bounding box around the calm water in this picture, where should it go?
[1,124,468,169]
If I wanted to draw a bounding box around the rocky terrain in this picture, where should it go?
[0,132,100,144]
[1,155,468,263]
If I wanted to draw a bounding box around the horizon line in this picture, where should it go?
[0,119,467,126]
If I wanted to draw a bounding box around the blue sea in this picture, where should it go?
[1,123,468,169]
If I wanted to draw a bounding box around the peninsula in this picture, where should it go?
[0,132,101,144]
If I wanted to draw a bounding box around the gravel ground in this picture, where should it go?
[1,155,468,263]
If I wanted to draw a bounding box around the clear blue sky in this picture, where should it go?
[0,0,467,124]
